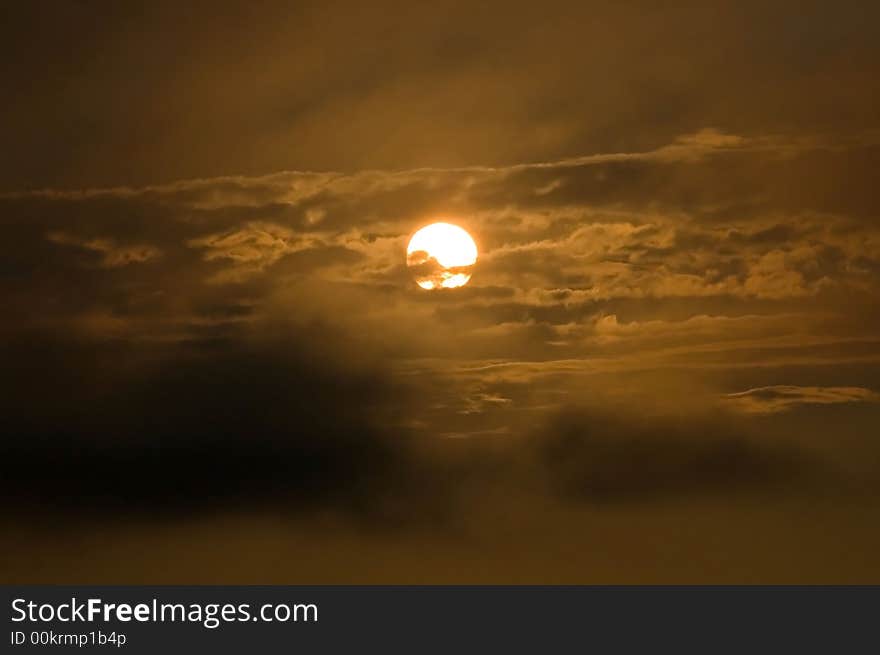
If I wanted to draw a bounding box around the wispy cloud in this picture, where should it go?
[724,385,880,414]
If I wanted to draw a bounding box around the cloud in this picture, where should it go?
[528,409,805,502]
[47,231,161,268]
[0,327,422,516]
[724,385,880,414]
[188,222,303,282]
[0,327,817,513]
[1,132,880,499]
[457,392,513,415]
[5,1,880,189]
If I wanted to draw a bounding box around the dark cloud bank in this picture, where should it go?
[3,323,874,583]
[0,328,809,514]
[0,330,408,515]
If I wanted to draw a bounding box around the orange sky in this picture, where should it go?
[2,0,879,583]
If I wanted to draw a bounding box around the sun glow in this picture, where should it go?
[406,222,478,289]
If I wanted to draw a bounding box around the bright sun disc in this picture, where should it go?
[406,222,478,289]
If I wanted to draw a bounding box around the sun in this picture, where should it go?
[406,222,478,289]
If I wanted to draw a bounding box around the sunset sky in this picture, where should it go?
[2,1,879,583]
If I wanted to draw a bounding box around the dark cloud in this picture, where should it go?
[0,329,821,513]
[2,2,879,190]
[529,410,807,502]
[0,328,420,517]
